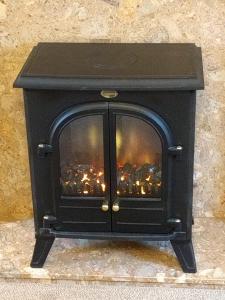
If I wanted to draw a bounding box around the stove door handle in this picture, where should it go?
[112,201,120,212]
[101,200,109,212]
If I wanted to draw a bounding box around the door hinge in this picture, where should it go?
[43,215,57,229]
[37,143,53,158]
[168,145,183,160]
[167,218,182,232]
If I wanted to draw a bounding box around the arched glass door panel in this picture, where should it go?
[59,115,105,197]
[116,115,162,198]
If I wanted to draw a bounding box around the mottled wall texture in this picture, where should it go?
[0,0,225,221]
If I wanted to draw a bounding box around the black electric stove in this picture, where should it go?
[14,43,204,273]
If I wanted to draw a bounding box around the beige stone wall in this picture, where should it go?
[0,0,225,221]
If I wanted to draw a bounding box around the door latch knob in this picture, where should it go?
[168,145,183,160]
[112,202,120,212]
[37,143,53,158]
[101,201,109,212]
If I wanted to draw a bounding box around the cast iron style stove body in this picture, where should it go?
[14,43,204,273]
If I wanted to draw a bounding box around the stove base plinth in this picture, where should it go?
[171,239,196,273]
[30,236,55,268]
[30,232,195,272]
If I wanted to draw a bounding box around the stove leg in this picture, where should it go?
[171,240,197,273]
[30,235,55,268]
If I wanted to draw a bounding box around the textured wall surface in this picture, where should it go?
[0,0,225,221]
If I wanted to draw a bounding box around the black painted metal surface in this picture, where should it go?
[14,43,204,91]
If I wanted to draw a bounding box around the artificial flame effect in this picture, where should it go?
[60,115,162,197]
[115,115,162,197]
[61,164,105,196]
[61,162,161,198]
[116,162,161,197]
[116,126,161,167]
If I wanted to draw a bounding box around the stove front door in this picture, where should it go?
[52,103,111,232]
[51,102,173,234]
[109,103,173,234]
